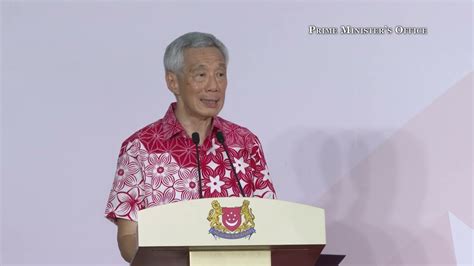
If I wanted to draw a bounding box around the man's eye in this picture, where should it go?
[198,73,206,77]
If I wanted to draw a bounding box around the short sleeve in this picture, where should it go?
[105,140,147,223]
[248,135,277,199]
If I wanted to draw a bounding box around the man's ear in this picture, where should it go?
[165,71,180,96]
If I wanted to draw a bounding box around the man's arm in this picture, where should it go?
[249,135,277,199]
[117,219,138,263]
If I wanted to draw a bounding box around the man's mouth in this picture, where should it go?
[201,99,219,108]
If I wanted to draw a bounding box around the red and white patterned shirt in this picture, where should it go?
[105,103,276,222]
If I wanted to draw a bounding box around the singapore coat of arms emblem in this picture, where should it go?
[207,199,256,239]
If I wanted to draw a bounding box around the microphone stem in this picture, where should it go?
[195,144,203,199]
[222,142,246,197]
[192,132,203,199]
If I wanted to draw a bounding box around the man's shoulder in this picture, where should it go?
[215,116,260,145]
[216,116,254,134]
[119,119,165,151]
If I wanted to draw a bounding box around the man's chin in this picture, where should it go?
[201,111,220,118]
[200,106,222,117]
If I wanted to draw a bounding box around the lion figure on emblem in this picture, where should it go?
[236,200,255,232]
[207,200,227,232]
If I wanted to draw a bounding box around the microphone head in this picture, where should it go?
[216,131,225,144]
[191,132,200,145]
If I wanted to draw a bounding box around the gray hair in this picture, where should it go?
[163,32,229,74]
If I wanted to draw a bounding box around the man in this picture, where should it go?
[104,32,276,262]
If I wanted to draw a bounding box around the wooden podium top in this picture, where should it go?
[137,197,325,248]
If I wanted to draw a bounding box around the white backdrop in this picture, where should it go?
[2,1,472,265]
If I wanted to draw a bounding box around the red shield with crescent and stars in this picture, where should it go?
[221,207,242,232]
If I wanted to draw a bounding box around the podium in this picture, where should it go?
[131,198,326,266]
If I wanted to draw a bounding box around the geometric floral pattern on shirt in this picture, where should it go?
[105,103,276,222]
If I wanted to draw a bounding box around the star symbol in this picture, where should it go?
[261,167,271,181]
[233,157,249,174]
[207,175,225,193]
[206,138,219,156]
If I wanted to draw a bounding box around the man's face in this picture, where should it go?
[167,47,227,121]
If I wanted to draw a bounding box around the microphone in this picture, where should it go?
[216,131,245,197]
[191,132,203,199]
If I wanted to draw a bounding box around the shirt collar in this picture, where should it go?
[161,102,223,140]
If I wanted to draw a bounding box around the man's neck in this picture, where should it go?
[174,108,213,145]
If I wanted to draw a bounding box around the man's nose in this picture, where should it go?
[207,75,220,91]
